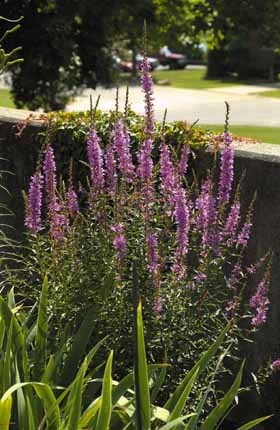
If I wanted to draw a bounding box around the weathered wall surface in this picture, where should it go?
[1,107,280,427]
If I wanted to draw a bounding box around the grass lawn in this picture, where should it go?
[119,69,257,90]
[201,124,280,144]
[255,89,280,98]
[0,88,15,108]
[151,69,256,90]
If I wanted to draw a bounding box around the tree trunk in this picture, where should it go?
[206,48,228,79]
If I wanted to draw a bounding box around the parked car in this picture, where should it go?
[114,54,159,73]
[158,46,188,70]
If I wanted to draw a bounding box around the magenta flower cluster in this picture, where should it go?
[25,170,43,233]
[87,126,104,193]
[218,132,234,206]
[250,276,270,327]
[113,118,134,180]
[24,54,269,327]
[25,145,79,241]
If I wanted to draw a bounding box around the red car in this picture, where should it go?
[158,46,188,70]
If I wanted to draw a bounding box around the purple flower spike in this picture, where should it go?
[105,143,117,197]
[271,359,280,372]
[25,170,43,233]
[179,145,190,177]
[195,180,218,251]
[237,220,252,247]
[87,126,104,193]
[218,132,234,206]
[113,119,134,180]
[147,231,159,274]
[43,146,57,202]
[67,187,79,217]
[222,201,240,245]
[153,295,163,315]
[160,143,177,206]
[50,203,69,241]
[112,223,127,265]
[172,187,190,278]
[137,138,154,203]
[140,56,154,137]
[250,277,270,327]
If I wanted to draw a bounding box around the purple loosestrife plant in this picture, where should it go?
[43,145,56,203]
[50,204,69,241]
[25,170,43,233]
[43,145,69,241]
[66,187,79,218]
[140,56,154,137]
[112,223,127,267]
[113,118,134,181]
[160,142,178,207]
[250,275,270,327]
[195,179,218,251]
[105,142,117,197]
[19,54,272,406]
[178,144,190,177]
[87,125,104,193]
[218,132,234,207]
[172,186,190,279]
[222,200,241,246]
[271,359,280,371]
[138,56,155,205]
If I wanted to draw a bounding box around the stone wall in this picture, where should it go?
[1,107,280,427]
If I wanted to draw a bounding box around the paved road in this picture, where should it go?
[67,84,280,126]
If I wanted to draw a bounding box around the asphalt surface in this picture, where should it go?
[67,84,280,126]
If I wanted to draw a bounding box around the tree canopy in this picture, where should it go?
[2,0,280,109]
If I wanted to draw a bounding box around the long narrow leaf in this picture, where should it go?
[60,305,99,385]
[201,361,245,430]
[237,415,272,430]
[34,276,48,379]
[158,414,196,430]
[67,359,88,430]
[96,350,113,430]
[136,301,151,430]
[168,368,199,423]
[164,324,230,412]
[0,394,12,430]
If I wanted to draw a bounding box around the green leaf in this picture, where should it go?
[34,276,48,379]
[135,301,151,430]
[158,414,196,430]
[79,397,101,428]
[151,365,167,404]
[96,350,114,430]
[67,359,88,430]
[237,415,272,430]
[1,382,60,430]
[0,394,12,430]
[2,314,13,393]
[168,368,199,423]
[164,323,229,412]
[41,355,55,383]
[112,364,165,407]
[59,306,102,385]
[188,346,232,430]
[201,361,245,430]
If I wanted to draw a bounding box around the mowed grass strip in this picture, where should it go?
[255,89,280,98]
[201,124,280,145]
[151,69,255,90]
[0,88,15,108]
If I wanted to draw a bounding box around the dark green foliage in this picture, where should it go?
[43,109,210,186]
[1,1,120,110]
